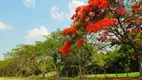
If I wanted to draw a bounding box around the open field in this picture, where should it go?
[0,72,140,80]
[0,77,140,80]
[87,72,140,78]
[0,77,43,80]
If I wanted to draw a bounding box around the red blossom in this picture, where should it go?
[88,0,99,8]
[61,0,119,56]
[62,26,77,36]
[71,14,77,20]
[71,5,89,22]
[132,4,142,12]
[86,22,101,33]
[116,8,126,15]
[86,17,118,33]
[75,38,85,48]
[100,17,118,27]
[98,0,109,9]
[75,6,84,13]
[61,39,72,56]
[88,0,109,9]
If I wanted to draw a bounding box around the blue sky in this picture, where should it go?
[0,0,87,60]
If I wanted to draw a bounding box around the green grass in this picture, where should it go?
[0,77,44,80]
[0,72,140,80]
[87,72,140,78]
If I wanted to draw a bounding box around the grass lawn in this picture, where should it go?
[0,72,140,80]
[87,72,140,78]
[0,77,45,80]
[0,77,140,80]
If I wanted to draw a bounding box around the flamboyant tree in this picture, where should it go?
[61,0,142,77]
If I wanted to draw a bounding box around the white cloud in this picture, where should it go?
[67,0,85,18]
[50,0,84,20]
[23,0,35,8]
[24,26,50,44]
[0,22,13,30]
[50,6,65,20]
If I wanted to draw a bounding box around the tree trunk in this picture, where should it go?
[126,64,128,77]
[42,72,45,78]
[15,70,18,77]
[19,70,22,77]
[79,63,86,78]
[3,71,5,77]
[139,59,142,77]
[32,70,35,77]
[95,70,97,78]
[66,71,68,77]
[104,67,106,78]
[55,64,59,80]
[127,71,128,77]
[115,69,117,77]
[72,70,74,78]
[91,69,93,75]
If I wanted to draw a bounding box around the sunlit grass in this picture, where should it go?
[0,72,140,80]
[0,77,52,80]
[87,72,140,78]
[0,77,43,80]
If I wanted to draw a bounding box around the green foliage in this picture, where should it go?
[0,29,140,78]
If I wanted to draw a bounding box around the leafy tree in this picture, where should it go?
[42,29,67,79]
[61,0,142,77]
[4,44,46,76]
[35,41,55,77]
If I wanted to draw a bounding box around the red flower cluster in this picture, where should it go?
[88,0,109,9]
[100,17,118,27]
[132,4,141,13]
[86,22,100,33]
[71,5,90,22]
[116,8,126,15]
[61,0,118,56]
[86,17,118,33]
[62,26,77,36]
[71,0,109,22]
[88,0,99,8]
[61,39,72,56]
[75,38,85,48]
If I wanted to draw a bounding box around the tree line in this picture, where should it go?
[0,0,142,78]
[0,29,139,78]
